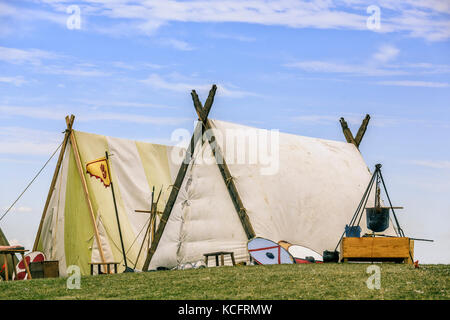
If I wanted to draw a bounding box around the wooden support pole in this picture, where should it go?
[339,117,357,147]
[354,114,370,147]
[142,85,217,271]
[33,115,75,251]
[66,117,107,267]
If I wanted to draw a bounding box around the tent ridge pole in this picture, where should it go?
[33,114,75,251]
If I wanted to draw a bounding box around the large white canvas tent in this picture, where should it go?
[34,86,395,276]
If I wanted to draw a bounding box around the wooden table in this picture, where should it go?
[204,251,236,267]
[0,249,31,281]
[89,262,119,275]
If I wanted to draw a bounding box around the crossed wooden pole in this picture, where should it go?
[339,114,370,149]
[142,85,256,271]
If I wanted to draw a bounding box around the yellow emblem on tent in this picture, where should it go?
[86,157,110,187]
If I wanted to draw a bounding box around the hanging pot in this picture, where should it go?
[366,207,390,232]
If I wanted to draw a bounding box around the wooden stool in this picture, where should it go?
[0,249,31,281]
[89,262,119,275]
[203,251,236,267]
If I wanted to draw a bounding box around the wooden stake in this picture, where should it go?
[67,118,107,267]
[33,115,75,251]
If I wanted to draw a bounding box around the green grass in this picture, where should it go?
[0,264,448,300]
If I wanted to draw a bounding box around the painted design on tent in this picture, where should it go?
[86,157,111,187]
[13,252,45,280]
[248,238,295,265]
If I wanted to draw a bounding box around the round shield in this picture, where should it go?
[277,240,292,251]
[248,237,295,265]
[288,245,323,263]
[13,251,45,280]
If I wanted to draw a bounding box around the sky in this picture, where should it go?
[0,0,449,264]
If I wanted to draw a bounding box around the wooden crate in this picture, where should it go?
[30,261,59,278]
[341,237,414,264]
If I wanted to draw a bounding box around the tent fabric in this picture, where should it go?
[150,119,395,269]
[36,119,394,275]
[36,130,180,275]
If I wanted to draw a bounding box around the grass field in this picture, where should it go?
[0,263,448,300]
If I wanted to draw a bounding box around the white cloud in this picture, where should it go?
[19,0,450,41]
[0,126,61,156]
[0,105,66,120]
[140,73,257,98]
[0,76,27,86]
[207,32,256,42]
[410,160,450,169]
[77,113,190,125]
[0,46,60,65]
[284,60,406,76]
[372,45,400,63]
[0,105,189,126]
[160,38,195,51]
[1,206,33,213]
[0,46,110,78]
[290,113,429,127]
[38,65,110,77]
[376,80,449,88]
[75,99,177,110]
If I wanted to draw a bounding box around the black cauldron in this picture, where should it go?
[366,207,390,232]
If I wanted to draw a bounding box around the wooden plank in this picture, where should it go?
[342,237,412,259]
[33,115,75,251]
[67,120,107,267]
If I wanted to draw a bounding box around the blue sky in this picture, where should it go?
[0,0,449,263]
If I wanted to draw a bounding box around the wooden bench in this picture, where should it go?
[0,248,31,281]
[89,262,119,275]
[204,251,236,267]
